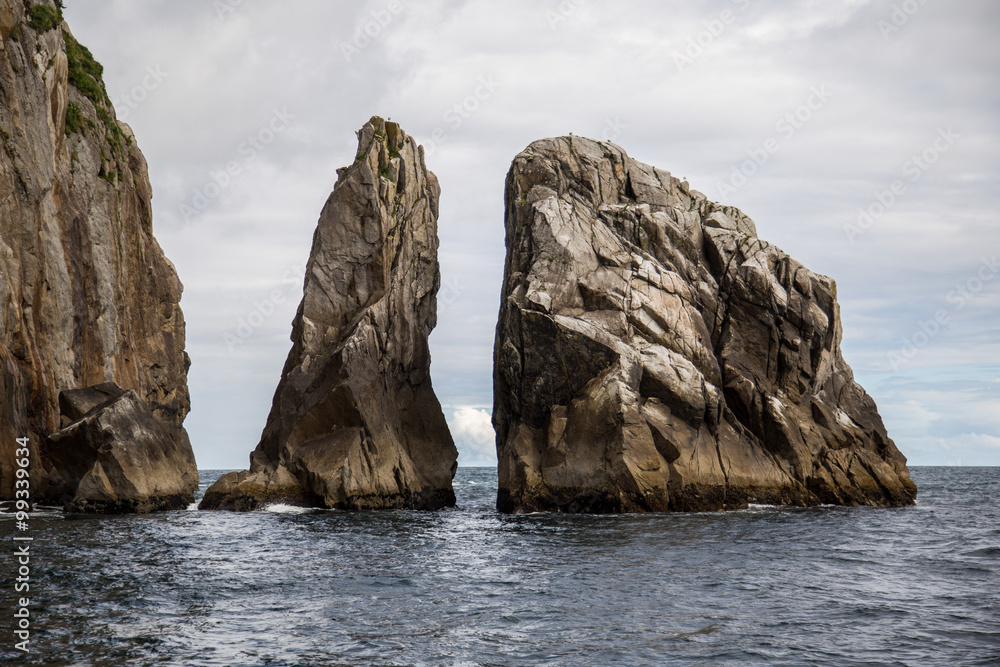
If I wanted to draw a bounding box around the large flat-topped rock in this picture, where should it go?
[493,136,916,513]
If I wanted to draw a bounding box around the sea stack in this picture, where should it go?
[493,136,917,513]
[0,0,197,512]
[201,116,458,511]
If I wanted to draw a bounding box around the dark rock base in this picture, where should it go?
[65,493,194,515]
[498,481,917,514]
[200,469,456,512]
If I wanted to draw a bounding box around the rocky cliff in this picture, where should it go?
[0,0,196,511]
[494,136,916,513]
[201,116,457,511]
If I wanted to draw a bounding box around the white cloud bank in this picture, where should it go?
[447,407,496,466]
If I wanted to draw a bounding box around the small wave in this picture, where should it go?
[186,502,199,512]
[668,623,721,639]
[262,504,315,515]
[965,546,1000,558]
[0,505,64,518]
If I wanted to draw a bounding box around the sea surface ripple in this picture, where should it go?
[1,467,998,666]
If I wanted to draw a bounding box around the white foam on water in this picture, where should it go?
[263,504,314,515]
[0,505,64,519]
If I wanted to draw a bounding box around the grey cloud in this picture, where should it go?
[62,0,999,467]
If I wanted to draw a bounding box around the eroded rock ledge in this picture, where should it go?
[201,117,458,512]
[493,136,916,513]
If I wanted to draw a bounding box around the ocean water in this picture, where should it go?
[2,467,998,666]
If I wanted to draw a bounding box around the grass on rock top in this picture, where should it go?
[27,4,62,33]
[65,32,109,110]
[61,30,129,174]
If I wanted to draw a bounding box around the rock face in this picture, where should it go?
[201,116,458,512]
[494,136,916,513]
[47,383,198,513]
[0,0,195,510]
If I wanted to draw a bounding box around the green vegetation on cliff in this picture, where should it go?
[62,31,126,174]
[27,4,62,33]
[64,101,83,135]
[65,32,109,109]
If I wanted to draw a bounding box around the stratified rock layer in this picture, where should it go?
[201,117,457,511]
[494,136,916,513]
[0,0,195,510]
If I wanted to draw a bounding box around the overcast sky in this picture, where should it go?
[61,0,999,468]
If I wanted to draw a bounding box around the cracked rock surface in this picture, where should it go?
[201,117,458,512]
[47,383,198,513]
[494,136,916,513]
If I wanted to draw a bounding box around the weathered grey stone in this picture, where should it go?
[201,116,458,512]
[494,136,916,513]
[58,382,124,425]
[46,383,198,513]
[0,0,195,507]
